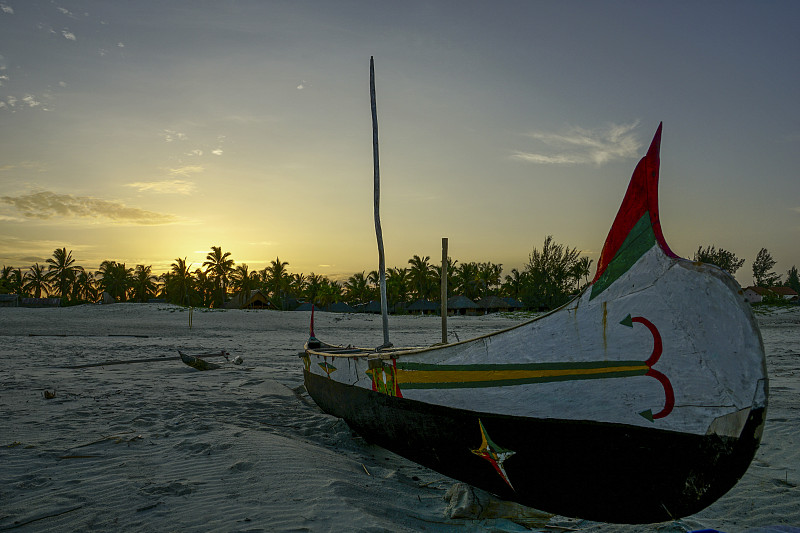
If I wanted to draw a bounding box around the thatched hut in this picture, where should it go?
[357,300,383,314]
[327,302,357,313]
[502,297,526,311]
[407,298,439,315]
[476,295,510,314]
[0,294,19,307]
[223,290,273,309]
[20,297,61,308]
[447,295,479,316]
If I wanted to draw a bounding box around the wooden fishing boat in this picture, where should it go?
[301,61,767,525]
[178,350,227,371]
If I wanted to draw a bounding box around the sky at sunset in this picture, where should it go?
[1,1,798,286]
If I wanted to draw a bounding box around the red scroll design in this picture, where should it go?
[632,316,674,421]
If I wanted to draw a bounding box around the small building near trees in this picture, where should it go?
[743,286,799,304]
[407,298,439,315]
[447,295,480,316]
[223,290,273,309]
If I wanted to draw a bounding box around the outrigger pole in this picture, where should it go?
[371,57,391,349]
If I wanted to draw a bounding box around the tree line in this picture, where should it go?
[2,240,798,309]
[693,245,800,294]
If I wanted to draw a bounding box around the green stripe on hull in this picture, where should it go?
[591,213,656,300]
[398,369,649,389]
[396,360,646,372]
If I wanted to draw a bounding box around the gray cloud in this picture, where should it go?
[1,191,177,225]
[512,122,642,166]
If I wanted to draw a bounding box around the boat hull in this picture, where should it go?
[301,123,768,523]
[179,351,221,371]
[305,369,765,524]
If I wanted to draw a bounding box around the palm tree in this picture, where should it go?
[97,260,133,302]
[0,267,10,294]
[367,270,381,301]
[386,267,410,306]
[344,271,370,305]
[477,262,503,297]
[193,268,214,307]
[427,257,457,301]
[46,248,81,302]
[408,255,434,300]
[454,262,481,300]
[317,278,342,308]
[73,268,99,302]
[24,263,51,298]
[203,246,235,307]
[168,257,194,306]
[304,273,324,305]
[288,273,306,300]
[6,267,24,296]
[131,264,158,302]
[231,264,259,303]
[571,256,594,291]
[265,257,290,309]
[501,268,526,300]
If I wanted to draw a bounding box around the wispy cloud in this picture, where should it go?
[512,121,642,166]
[22,94,41,108]
[1,4,14,14]
[161,129,187,142]
[62,30,77,41]
[168,165,203,177]
[0,161,47,173]
[125,180,195,195]
[1,191,177,225]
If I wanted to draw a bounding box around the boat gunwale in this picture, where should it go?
[304,255,756,362]
[304,291,583,360]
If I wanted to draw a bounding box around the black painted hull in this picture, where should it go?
[304,370,764,524]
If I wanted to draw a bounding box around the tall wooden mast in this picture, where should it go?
[371,57,391,349]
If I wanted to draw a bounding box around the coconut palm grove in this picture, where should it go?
[2,240,796,311]
[0,237,596,311]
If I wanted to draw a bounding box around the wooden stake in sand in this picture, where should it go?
[441,237,448,344]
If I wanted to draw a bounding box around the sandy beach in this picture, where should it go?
[1,304,798,532]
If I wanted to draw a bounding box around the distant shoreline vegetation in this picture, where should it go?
[2,242,798,310]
